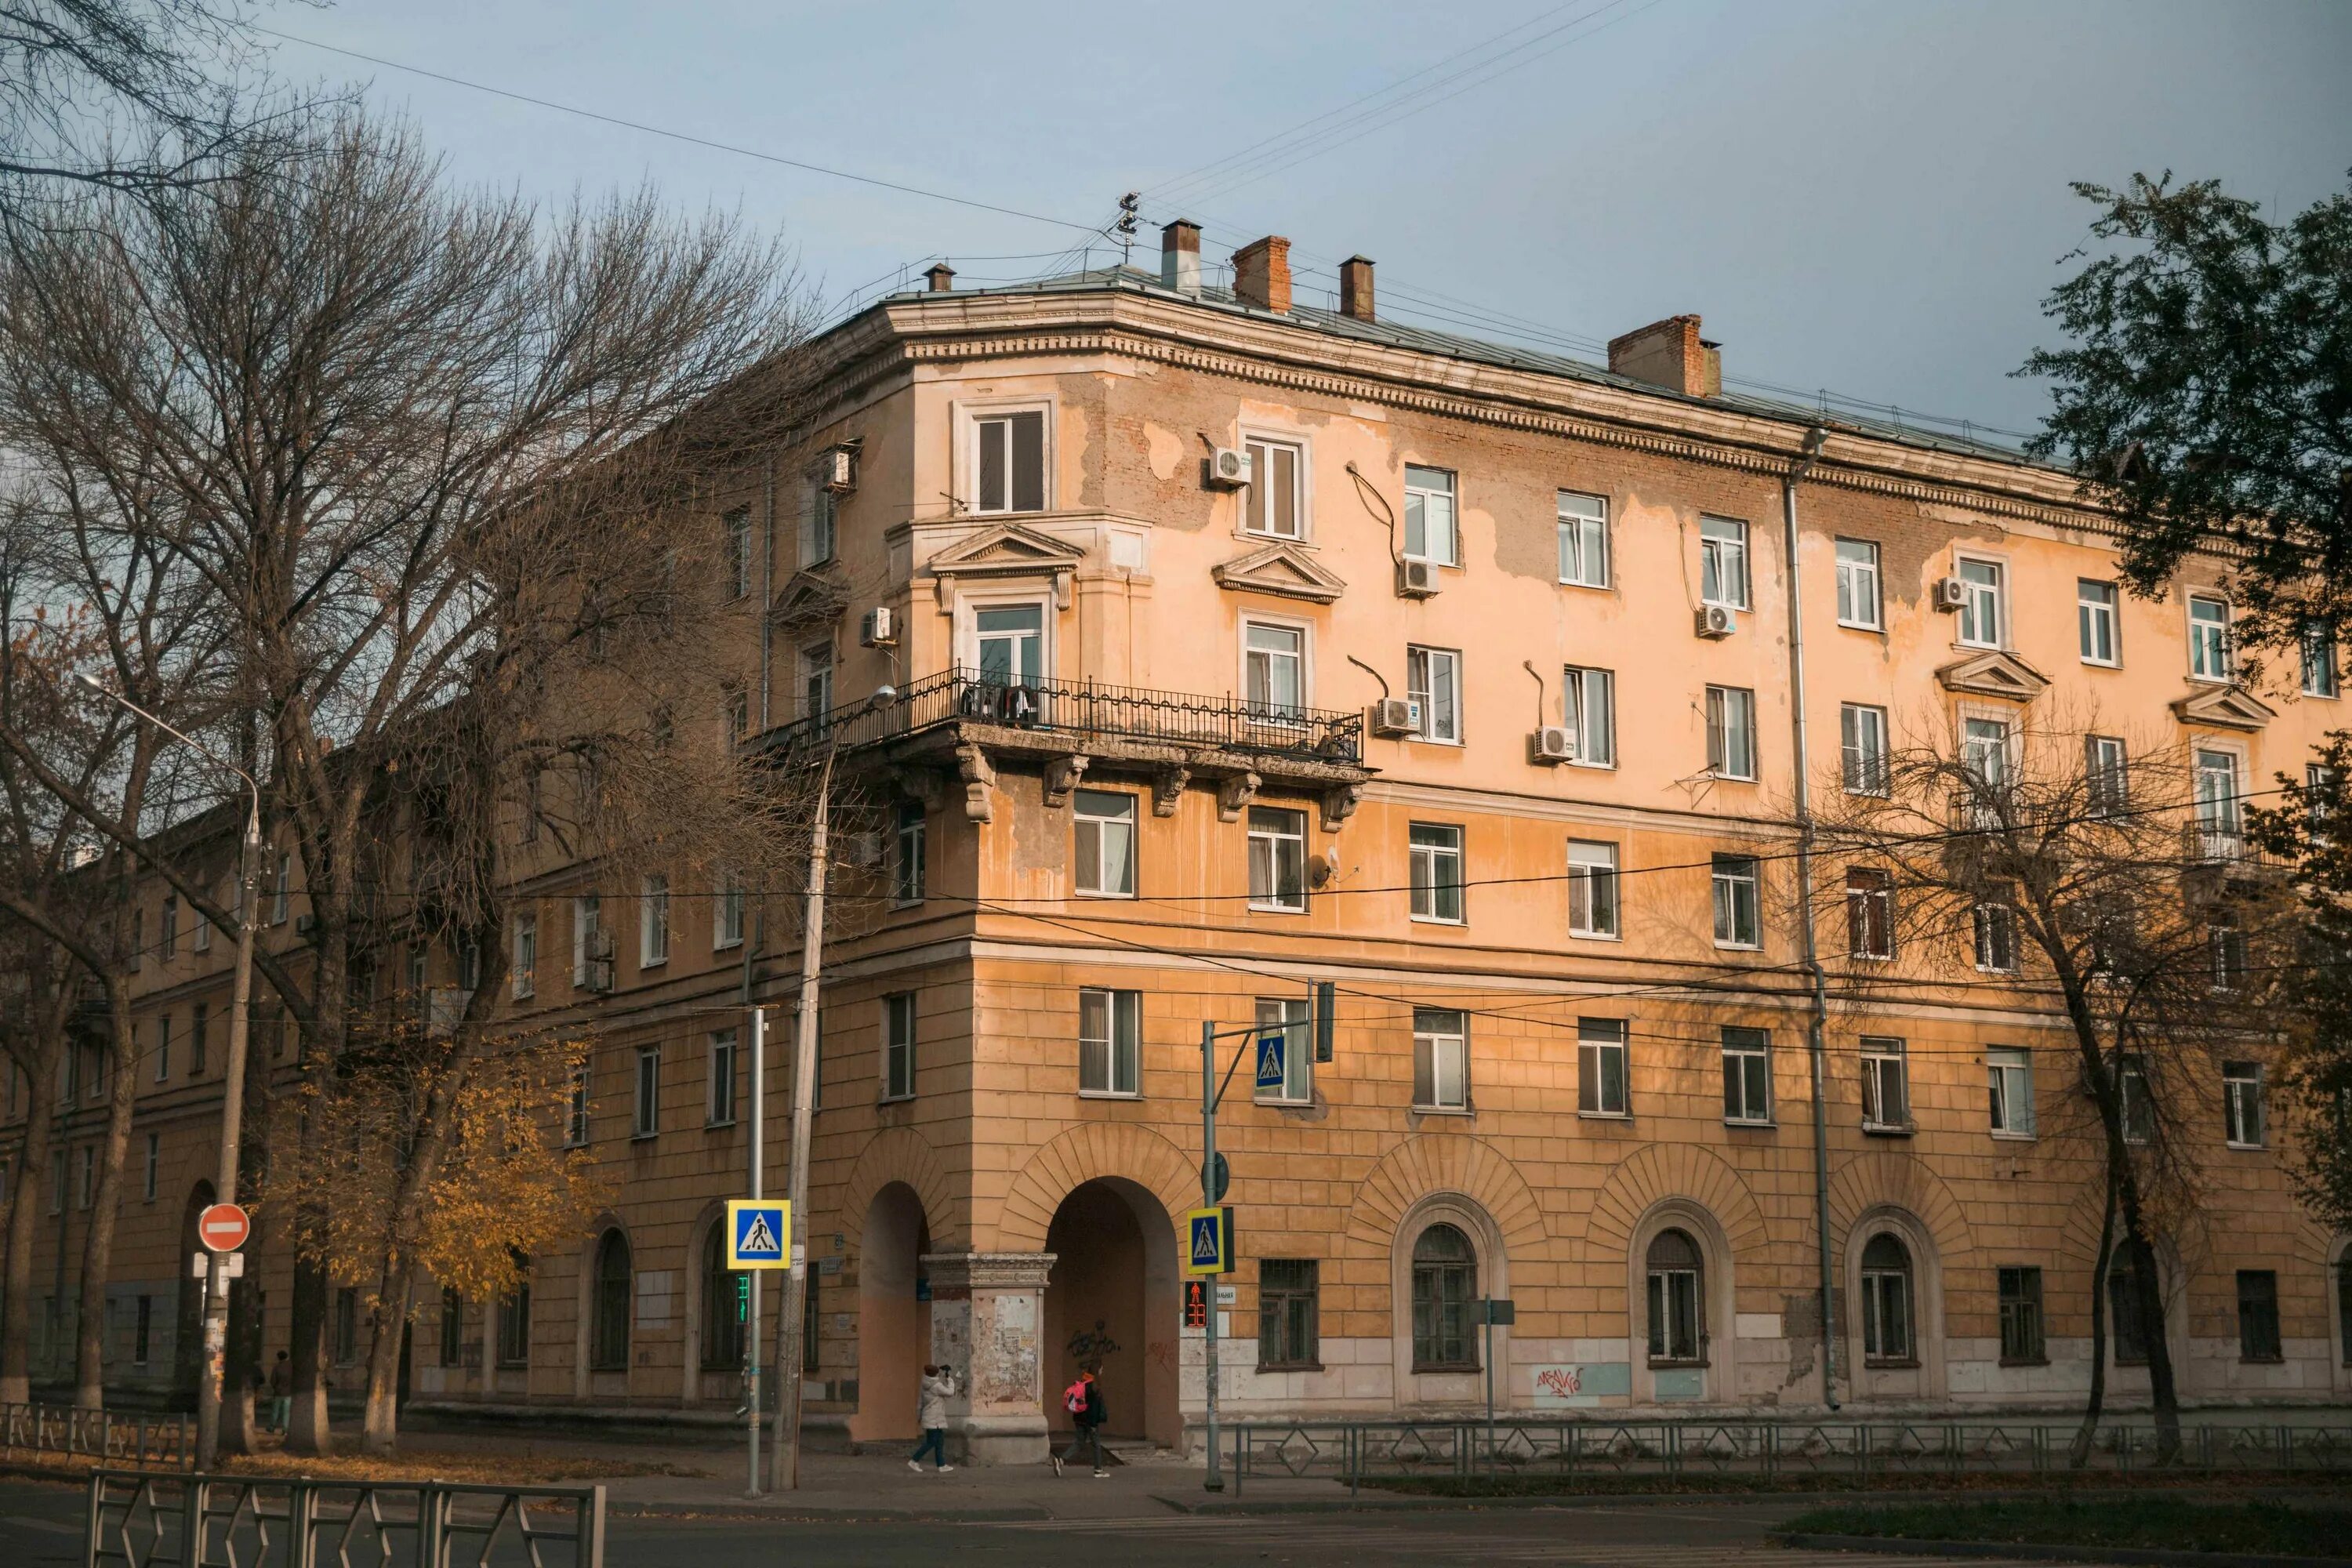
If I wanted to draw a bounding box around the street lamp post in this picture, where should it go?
[80,676,261,1469]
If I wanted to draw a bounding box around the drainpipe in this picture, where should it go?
[759,455,776,730]
[1780,426,1838,1410]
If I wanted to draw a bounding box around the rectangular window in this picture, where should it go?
[973,408,1047,514]
[1974,901,2018,974]
[154,1015,169,1083]
[639,874,670,968]
[1835,539,1882,629]
[802,477,837,568]
[143,1132,158,1201]
[572,895,601,988]
[2310,763,2339,833]
[1073,789,1137,897]
[724,507,752,600]
[2237,1270,2281,1362]
[2303,620,2340,698]
[2194,748,2244,855]
[1577,1018,1629,1117]
[1078,988,1142,1098]
[1861,1036,1910,1131]
[1404,645,1461,743]
[1705,685,1757,780]
[893,800,927,904]
[1711,855,1760,949]
[512,913,537,1000]
[706,1030,738,1127]
[1721,1026,1770,1124]
[1840,703,1889,795]
[1258,1259,1319,1370]
[715,873,743,950]
[1403,465,1457,566]
[334,1289,357,1365]
[1242,435,1302,538]
[2211,921,2249,993]
[160,896,178,960]
[883,993,916,1102]
[1998,1267,2045,1363]
[497,1279,532,1368]
[1243,621,1305,719]
[192,895,211,953]
[1699,517,1749,608]
[565,1062,592,1148]
[1957,557,2004,648]
[48,1150,62,1214]
[441,1288,465,1369]
[2120,1057,2153,1144]
[1556,492,1609,587]
[2223,1061,2263,1148]
[1561,665,1614,767]
[1846,868,1894,960]
[633,1046,660,1139]
[1408,823,1464,924]
[271,853,290,925]
[799,642,833,723]
[2188,595,2230,680]
[2086,735,2129,815]
[1987,1046,2035,1137]
[1247,806,1307,913]
[2078,579,2119,665]
[1566,840,1619,938]
[1962,715,2012,801]
[191,1005,209,1076]
[1254,996,1312,1105]
[1412,1008,1468,1111]
[133,1296,152,1367]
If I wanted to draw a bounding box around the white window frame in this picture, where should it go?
[1254,996,1312,1105]
[1403,464,1457,568]
[632,1045,659,1140]
[881,993,917,1102]
[564,1062,591,1148]
[957,590,1053,688]
[1722,1026,1771,1126]
[1841,703,1889,796]
[191,893,211,953]
[511,913,537,1000]
[1557,491,1609,588]
[715,873,744,951]
[2222,1061,2263,1149]
[1577,1017,1629,1118]
[1711,855,1761,949]
[1412,1007,1468,1112]
[1408,822,1465,924]
[1566,839,1619,940]
[1562,665,1615,768]
[1239,430,1308,540]
[1247,805,1308,913]
[1079,987,1142,1098]
[2193,745,2245,855]
[1955,556,2005,649]
[706,1029,738,1127]
[2120,1057,2153,1144]
[2078,579,2120,666]
[638,874,670,969]
[1973,900,2018,974]
[271,852,290,925]
[2303,620,2339,699]
[2187,594,2231,681]
[1846,867,1894,961]
[2210,920,2249,993]
[724,507,753,601]
[1240,616,1309,721]
[960,399,1054,516]
[1705,685,1758,782]
[2086,735,2129,815]
[893,800,927,904]
[154,1014,169,1083]
[1405,644,1461,745]
[572,895,601,988]
[1860,1036,1911,1131]
[1073,789,1138,898]
[1835,538,1882,630]
[160,895,177,960]
[800,472,837,568]
[799,641,833,723]
[1699,516,1750,609]
[1987,1045,2035,1138]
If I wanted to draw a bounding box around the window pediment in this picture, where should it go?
[2170,684,2275,731]
[1934,651,2049,702]
[923,521,1087,608]
[1211,541,1346,605]
[771,568,847,630]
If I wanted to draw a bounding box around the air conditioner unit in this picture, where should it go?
[818,446,857,495]
[294,913,318,938]
[1695,604,1737,639]
[1933,575,1969,612]
[1395,559,1440,599]
[1368,698,1421,738]
[1207,448,1251,488]
[847,829,884,868]
[858,607,897,648]
[1527,726,1577,764]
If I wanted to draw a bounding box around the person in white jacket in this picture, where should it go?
[909,1364,956,1472]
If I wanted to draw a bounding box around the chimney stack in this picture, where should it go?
[1232,235,1292,314]
[924,262,956,293]
[1160,220,1201,296]
[1338,256,1375,322]
[1606,314,1721,398]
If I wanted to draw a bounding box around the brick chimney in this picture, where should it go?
[1607,314,1722,397]
[1160,220,1201,296]
[1338,255,1374,321]
[1232,235,1292,314]
[924,262,955,293]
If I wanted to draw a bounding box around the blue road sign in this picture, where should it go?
[1185,1206,1235,1276]
[1254,1031,1287,1092]
[725,1199,790,1269]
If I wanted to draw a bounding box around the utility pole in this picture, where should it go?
[773,748,833,1489]
[744,1001,765,1497]
[1199,1018,1221,1493]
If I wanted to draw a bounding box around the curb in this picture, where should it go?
[1773,1533,2352,1568]
[610,1501,1054,1523]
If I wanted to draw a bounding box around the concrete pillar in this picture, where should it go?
[922,1250,1054,1465]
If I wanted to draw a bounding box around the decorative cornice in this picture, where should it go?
[918,519,1088,610]
[1935,650,2052,703]
[1210,540,1348,604]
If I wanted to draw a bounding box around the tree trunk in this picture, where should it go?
[2070,1169,2119,1468]
[0,1037,60,1404]
[72,975,142,1407]
[285,1258,333,1454]
[2114,1164,2183,1461]
[359,1264,414,1455]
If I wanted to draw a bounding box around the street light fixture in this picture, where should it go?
[78,673,262,1468]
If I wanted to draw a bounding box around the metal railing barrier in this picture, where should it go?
[1,1404,193,1471]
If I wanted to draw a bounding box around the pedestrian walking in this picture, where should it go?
[267,1351,292,1435]
[908,1364,956,1473]
[1051,1367,1108,1478]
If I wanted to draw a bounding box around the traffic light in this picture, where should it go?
[1313,980,1336,1062]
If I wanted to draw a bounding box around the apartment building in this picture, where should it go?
[5,221,2347,1461]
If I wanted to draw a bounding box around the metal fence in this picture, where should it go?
[1225,1418,2352,1496]
[1,1404,192,1471]
[83,1470,606,1568]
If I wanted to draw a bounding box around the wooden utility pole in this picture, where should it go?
[772,749,832,1489]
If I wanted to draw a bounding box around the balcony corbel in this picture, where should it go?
[956,743,996,824]
[1043,755,1090,808]
[1217,771,1261,823]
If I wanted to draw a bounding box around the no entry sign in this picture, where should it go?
[197,1203,250,1253]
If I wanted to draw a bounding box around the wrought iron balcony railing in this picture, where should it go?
[761,666,1364,766]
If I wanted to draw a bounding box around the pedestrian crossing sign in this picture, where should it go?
[725,1199,790,1269]
[1254,1031,1287,1092]
[1184,1206,1235,1276]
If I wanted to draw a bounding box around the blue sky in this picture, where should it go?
[259,0,2350,437]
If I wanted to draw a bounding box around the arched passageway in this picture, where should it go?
[1041,1178,1178,1448]
[854,1182,933,1442]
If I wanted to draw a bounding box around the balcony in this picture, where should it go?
[2180,822,2290,881]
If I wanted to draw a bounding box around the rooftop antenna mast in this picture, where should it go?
[1116,192,1140,267]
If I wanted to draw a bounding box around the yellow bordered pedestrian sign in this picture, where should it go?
[725,1199,790,1269]
[1184,1206,1235,1276]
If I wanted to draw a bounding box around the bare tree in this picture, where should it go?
[1801,702,2297,1460]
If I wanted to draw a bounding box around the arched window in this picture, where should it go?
[1410,1223,1477,1371]
[2109,1237,2152,1366]
[591,1229,632,1371]
[702,1222,743,1370]
[1860,1232,1914,1363]
[1646,1229,1705,1364]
